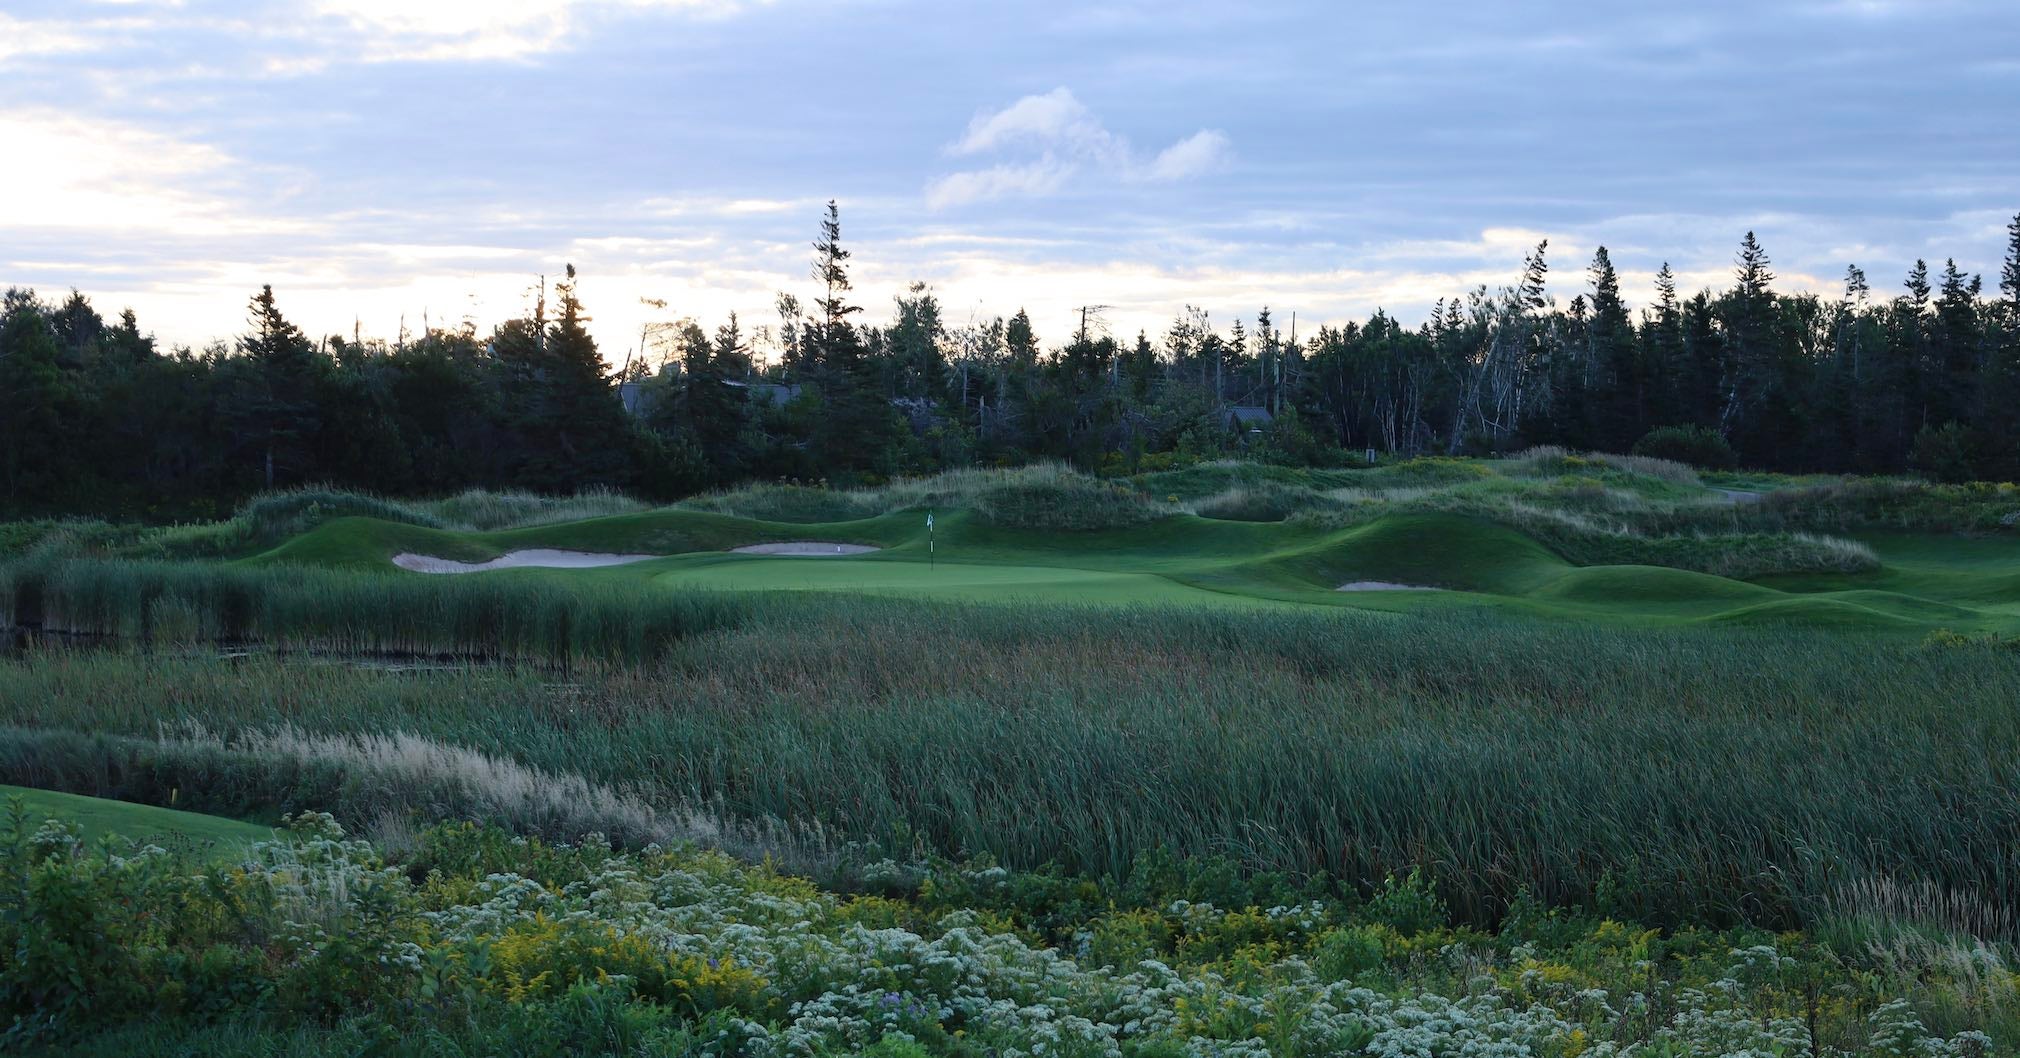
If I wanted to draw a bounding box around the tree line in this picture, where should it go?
[5,203,2019,518]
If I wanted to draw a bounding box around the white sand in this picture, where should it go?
[731,542,880,556]
[393,550,658,574]
[1336,581,1443,592]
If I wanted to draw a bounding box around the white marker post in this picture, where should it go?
[927,510,935,570]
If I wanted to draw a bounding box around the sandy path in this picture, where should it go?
[731,542,880,556]
[393,550,658,574]
[1337,581,1443,592]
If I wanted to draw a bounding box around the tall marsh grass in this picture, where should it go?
[1,556,755,666]
[4,602,2018,933]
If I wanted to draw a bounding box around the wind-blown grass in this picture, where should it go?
[6,601,2020,935]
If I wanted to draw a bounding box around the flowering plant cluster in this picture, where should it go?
[0,811,2002,1056]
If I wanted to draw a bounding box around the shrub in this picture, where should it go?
[1632,425,1738,470]
[1911,422,1986,485]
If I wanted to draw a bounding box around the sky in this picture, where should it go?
[3,0,2017,366]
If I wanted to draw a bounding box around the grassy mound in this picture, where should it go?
[1529,565,1779,606]
[1133,460,1365,500]
[1188,481,1346,522]
[1710,595,1933,631]
[1270,513,1570,594]
[974,476,1175,530]
[680,482,887,523]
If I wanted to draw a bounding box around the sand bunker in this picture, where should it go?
[393,550,657,574]
[731,542,880,556]
[1337,581,1443,592]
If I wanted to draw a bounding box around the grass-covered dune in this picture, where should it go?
[8,457,2020,1053]
[8,488,2018,641]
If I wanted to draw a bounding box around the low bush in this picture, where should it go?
[3,813,2002,1055]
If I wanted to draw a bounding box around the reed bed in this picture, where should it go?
[4,594,2018,935]
[1,556,758,667]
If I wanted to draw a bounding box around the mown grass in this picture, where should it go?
[0,785,273,851]
[5,599,2020,938]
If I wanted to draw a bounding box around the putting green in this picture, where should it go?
[650,556,1298,609]
[1,785,273,852]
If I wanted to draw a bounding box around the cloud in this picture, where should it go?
[312,0,769,62]
[926,159,1076,210]
[1144,130,1232,182]
[0,111,313,237]
[0,12,113,61]
[930,88,1231,208]
[950,87,1124,163]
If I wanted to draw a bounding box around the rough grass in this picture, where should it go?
[426,486,645,531]
[1132,460,1366,501]
[1188,482,1350,522]
[689,463,1179,531]
[4,487,659,563]
[680,483,886,523]
[0,556,758,667]
[6,602,2020,934]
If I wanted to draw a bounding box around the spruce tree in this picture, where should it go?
[0,293,72,507]
[1718,232,1777,453]
[1587,247,1639,448]
[803,202,898,476]
[237,285,323,489]
[1645,263,1685,424]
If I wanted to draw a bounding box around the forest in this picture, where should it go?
[5,203,2019,519]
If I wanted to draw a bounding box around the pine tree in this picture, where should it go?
[0,293,72,507]
[2004,214,2020,325]
[1006,309,1037,367]
[1587,247,1639,448]
[802,202,898,476]
[237,285,323,488]
[1645,263,1685,423]
[1718,232,1777,451]
[538,265,633,489]
[1931,259,1982,428]
[1977,216,2020,476]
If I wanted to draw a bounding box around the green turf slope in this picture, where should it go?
[255,505,2020,633]
[254,510,917,569]
[2,785,272,851]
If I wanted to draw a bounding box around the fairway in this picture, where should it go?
[649,554,1302,608]
[245,497,2020,633]
[1,785,273,851]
